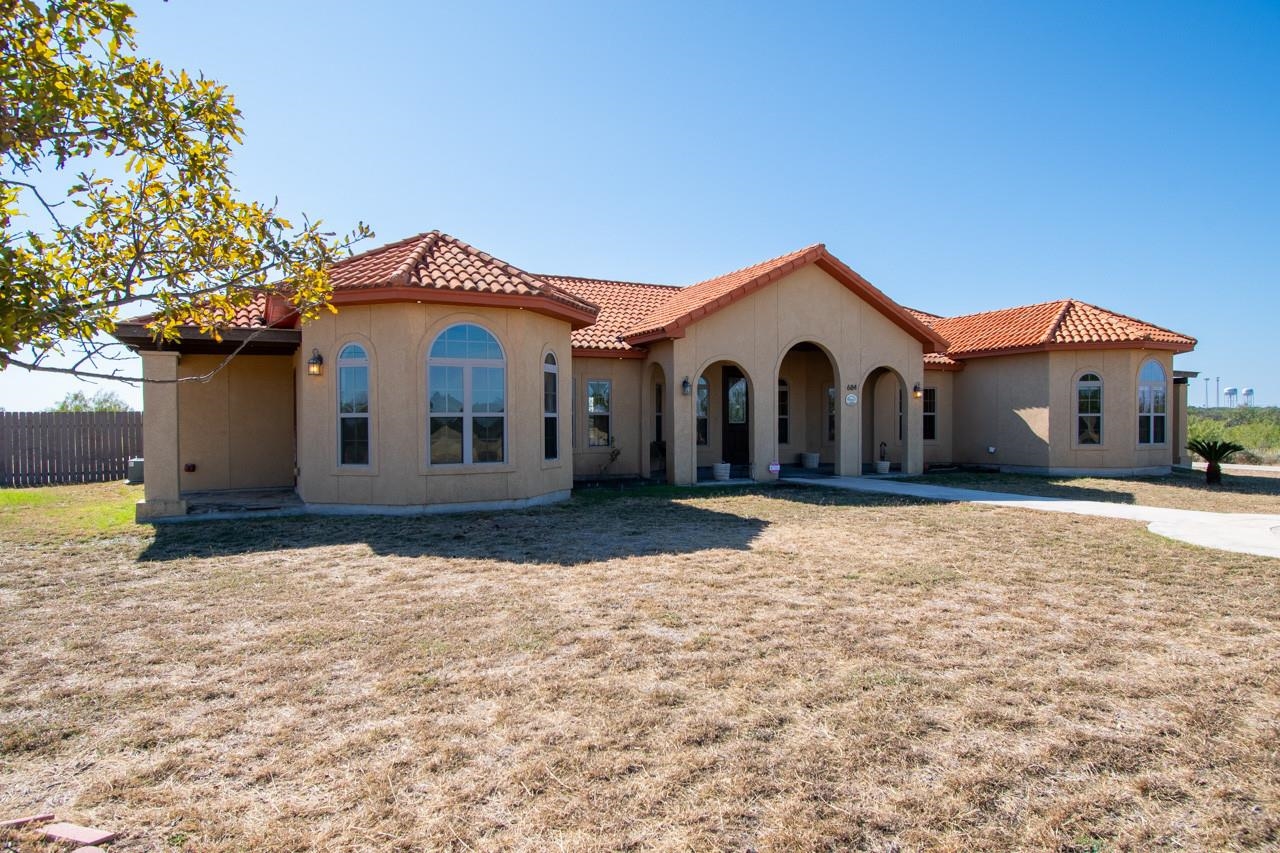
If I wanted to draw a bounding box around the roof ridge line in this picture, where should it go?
[539,273,682,289]
[1041,299,1073,345]
[389,231,440,286]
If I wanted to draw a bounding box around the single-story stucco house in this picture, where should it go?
[113,230,1197,520]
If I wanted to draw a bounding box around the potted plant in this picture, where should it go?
[712,460,732,481]
[1186,437,1245,485]
[874,441,891,474]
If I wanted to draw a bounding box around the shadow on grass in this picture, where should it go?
[139,485,798,565]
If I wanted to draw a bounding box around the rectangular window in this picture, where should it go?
[587,379,611,447]
[338,362,370,466]
[727,377,747,424]
[777,380,789,445]
[654,384,663,442]
[923,387,937,441]
[1077,386,1101,445]
[696,378,709,446]
[898,388,905,441]
[1138,386,1167,444]
[826,386,836,442]
[544,363,558,461]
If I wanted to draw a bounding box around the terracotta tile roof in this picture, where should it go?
[924,352,960,369]
[326,231,599,323]
[124,291,298,329]
[904,307,943,327]
[540,275,680,354]
[930,299,1196,358]
[623,244,822,340]
[621,244,946,350]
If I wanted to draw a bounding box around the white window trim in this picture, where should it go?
[336,342,372,469]
[543,352,558,462]
[427,325,507,466]
[1137,360,1168,447]
[1074,371,1104,449]
[586,378,612,448]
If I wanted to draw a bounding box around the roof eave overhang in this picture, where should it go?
[949,339,1196,361]
[924,361,964,372]
[111,323,302,356]
[571,346,648,359]
[331,287,599,329]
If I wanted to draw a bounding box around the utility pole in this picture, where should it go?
[1216,377,1221,408]
[1203,377,1209,407]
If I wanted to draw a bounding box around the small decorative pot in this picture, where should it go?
[874,460,892,474]
[712,462,732,481]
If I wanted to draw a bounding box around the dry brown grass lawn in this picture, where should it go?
[915,468,1280,515]
[1,482,1277,851]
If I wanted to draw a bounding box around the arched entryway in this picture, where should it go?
[693,360,753,481]
[862,366,908,473]
[646,363,669,481]
[775,341,841,477]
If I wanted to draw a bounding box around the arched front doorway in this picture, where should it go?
[694,360,753,481]
[862,366,907,473]
[647,363,669,481]
[775,341,840,477]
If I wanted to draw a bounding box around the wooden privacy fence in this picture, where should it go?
[0,411,142,486]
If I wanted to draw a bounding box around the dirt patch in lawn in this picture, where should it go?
[1,483,1277,851]
[916,469,1280,515]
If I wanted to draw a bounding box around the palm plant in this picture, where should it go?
[1186,438,1246,485]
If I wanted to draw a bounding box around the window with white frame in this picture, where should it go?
[1076,373,1102,445]
[543,353,558,461]
[922,387,937,441]
[337,343,370,466]
[777,379,790,445]
[587,379,611,446]
[696,376,710,445]
[427,324,505,464]
[1137,360,1167,444]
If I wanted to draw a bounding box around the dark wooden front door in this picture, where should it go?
[722,366,749,466]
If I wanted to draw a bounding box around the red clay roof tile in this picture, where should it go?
[326,231,599,320]
[540,275,680,353]
[929,299,1195,358]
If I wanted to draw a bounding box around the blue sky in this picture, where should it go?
[3,0,1277,409]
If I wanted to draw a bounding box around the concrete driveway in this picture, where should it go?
[789,476,1280,559]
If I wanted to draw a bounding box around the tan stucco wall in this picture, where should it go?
[177,354,296,492]
[950,348,1179,472]
[922,369,954,467]
[571,356,645,479]
[297,303,573,507]
[664,263,927,483]
[1047,349,1176,471]
[951,353,1052,468]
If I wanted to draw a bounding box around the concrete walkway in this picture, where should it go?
[787,476,1280,559]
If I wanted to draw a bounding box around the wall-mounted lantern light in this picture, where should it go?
[306,348,324,376]
[912,382,923,399]
[681,377,692,395]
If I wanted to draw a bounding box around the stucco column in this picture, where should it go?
[1174,379,1189,467]
[906,365,925,475]
[137,351,187,520]
[751,374,777,483]
[670,342,697,486]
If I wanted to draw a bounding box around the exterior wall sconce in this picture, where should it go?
[681,377,691,395]
[912,382,923,399]
[307,348,324,376]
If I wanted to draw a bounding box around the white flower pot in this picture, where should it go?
[799,452,820,469]
[712,462,732,481]
[874,460,892,474]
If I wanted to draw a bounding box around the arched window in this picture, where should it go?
[1076,372,1102,445]
[696,376,710,446]
[428,325,505,464]
[777,379,790,445]
[337,343,370,466]
[543,353,558,461]
[1138,360,1167,444]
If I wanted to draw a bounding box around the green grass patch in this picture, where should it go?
[0,481,142,543]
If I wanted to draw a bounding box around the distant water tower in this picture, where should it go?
[1243,388,1255,407]
[1224,387,1239,407]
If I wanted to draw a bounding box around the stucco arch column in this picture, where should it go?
[751,368,776,482]
[137,351,187,520]
[670,340,698,485]
[838,359,861,477]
